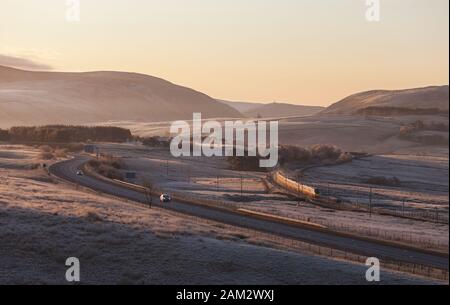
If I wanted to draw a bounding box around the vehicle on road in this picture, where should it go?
[160,194,172,203]
[76,170,84,176]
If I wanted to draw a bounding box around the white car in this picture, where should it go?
[76,170,84,176]
[159,194,172,203]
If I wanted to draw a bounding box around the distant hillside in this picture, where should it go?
[243,102,324,118]
[0,66,242,128]
[322,86,449,115]
[218,100,264,113]
[220,100,324,118]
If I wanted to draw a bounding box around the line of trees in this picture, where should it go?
[279,144,352,165]
[2,125,132,143]
[356,106,448,116]
[399,120,449,146]
[0,129,9,141]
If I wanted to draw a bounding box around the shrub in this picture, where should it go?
[88,159,101,168]
[279,144,352,166]
[337,152,353,164]
[365,176,401,187]
[39,145,53,153]
[85,211,103,222]
[65,143,85,152]
[356,106,448,116]
[227,156,263,171]
[54,149,67,158]
[39,152,55,160]
[88,156,124,180]
[310,144,342,161]
[279,145,311,164]
[0,129,9,141]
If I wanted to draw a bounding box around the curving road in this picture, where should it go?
[50,156,449,270]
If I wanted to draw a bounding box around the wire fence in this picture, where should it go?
[273,170,449,224]
[55,169,449,281]
[244,206,448,250]
[185,213,449,281]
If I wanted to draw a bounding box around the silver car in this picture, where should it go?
[159,194,172,203]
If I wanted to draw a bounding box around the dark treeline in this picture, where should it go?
[227,156,264,171]
[141,136,171,148]
[0,129,9,141]
[356,106,448,116]
[3,125,132,143]
[399,120,449,146]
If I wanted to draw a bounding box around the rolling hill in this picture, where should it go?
[242,102,324,118]
[220,100,325,118]
[322,86,449,115]
[218,100,263,114]
[0,66,242,128]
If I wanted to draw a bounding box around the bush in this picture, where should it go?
[279,145,311,164]
[310,144,342,161]
[39,145,53,153]
[54,149,67,158]
[279,144,349,165]
[88,159,101,168]
[88,156,124,180]
[227,156,263,171]
[65,143,85,152]
[337,152,353,164]
[97,165,123,180]
[356,106,448,116]
[365,176,401,187]
[0,129,9,141]
[141,136,170,148]
[39,152,55,160]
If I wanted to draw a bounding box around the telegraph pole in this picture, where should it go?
[216,168,219,192]
[166,159,169,177]
[240,174,243,199]
[402,199,405,217]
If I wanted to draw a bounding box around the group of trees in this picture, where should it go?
[226,144,353,171]
[279,144,352,165]
[141,136,171,148]
[365,176,401,187]
[227,155,264,171]
[356,106,448,116]
[88,154,124,180]
[0,129,9,141]
[399,120,449,146]
[2,125,132,143]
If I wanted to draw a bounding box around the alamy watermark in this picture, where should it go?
[365,0,381,22]
[65,257,80,282]
[365,257,381,282]
[66,0,81,22]
[170,113,279,168]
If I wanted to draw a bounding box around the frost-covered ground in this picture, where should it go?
[97,144,449,252]
[0,145,442,284]
[304,154,448,212]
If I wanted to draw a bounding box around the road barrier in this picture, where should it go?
[52,158,449,281]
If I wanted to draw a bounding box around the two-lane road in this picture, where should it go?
[50,156,449,270]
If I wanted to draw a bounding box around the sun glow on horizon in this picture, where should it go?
[0,0,448,106]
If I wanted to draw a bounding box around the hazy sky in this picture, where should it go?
[0,0,448,106]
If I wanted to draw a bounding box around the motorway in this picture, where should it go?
[50,156,449,270]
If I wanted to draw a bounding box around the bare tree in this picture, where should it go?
[143,180,154,208]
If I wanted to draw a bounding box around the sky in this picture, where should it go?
[0,0,448,106]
